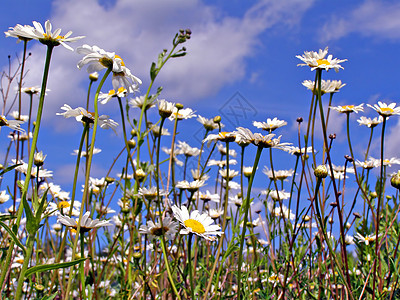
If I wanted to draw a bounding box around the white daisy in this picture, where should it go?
[253,118,287,132]
[172,205,223,241]
[168,107,197,121]
[98,87,127,104]
[296,47,347,72]
[357,116,383,128]
[330,104,364,114]
[139,217,178,240]
[367,101,400,117]
[57,211,111,233]
[0,115,24,132]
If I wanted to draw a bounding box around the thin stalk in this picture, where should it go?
[0,45,54,290]
[160,237,181,300]
[188,233,195,300]
[237,146,263,298]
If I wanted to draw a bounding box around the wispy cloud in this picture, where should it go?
[6,0,315,128]
[320,0,400,42]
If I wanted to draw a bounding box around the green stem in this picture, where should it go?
[15,234,35,299]
[64,67,112,298]
[80,233,86,299]
[0,45,54,290]
[160,237,181,300]
[188,233,195,299]
[237,146,263,298]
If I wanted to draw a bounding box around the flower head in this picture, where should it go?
[367,101,400,117]
[357,116,383,128]
[9,20,84,50]
[197,115,220,131]
[98,87,127,104]
[168,107,197,121]
[302,79,346,94]
[296,47,347,72]
[0,116,24,132]
[158,99,175,118]
[139,217,178,240]
[57,211,111,233]
[172,205,223,241]
[253,118,287,132]
[330,104,364,114]
[129,95,157,110]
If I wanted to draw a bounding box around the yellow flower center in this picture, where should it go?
[366,236,375,242]
[58,201,70,209]
[114,55,125,66]
[108,89,116,95]
[0,116,8,126]
[380,107,394,113]
[384,159,390,164]
[43,33,64,40]
[99,57,114,68]
[16,259,24,264]
[184,219,205,234]
[316,59,330,66]
[269,275,278,282]
[118,87,126,93]
[342,105,354,110]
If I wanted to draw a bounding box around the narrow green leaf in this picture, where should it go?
[0,220,26,255]
[171,52,186,58]
[0,214,15,222]
[150,62,157,81]
[22,196,36,235]
[25,257,88,277]
[0,163,22,177]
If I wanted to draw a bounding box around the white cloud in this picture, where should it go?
[320,0,400,42]
[5,0,315,127]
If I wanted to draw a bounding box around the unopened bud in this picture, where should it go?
[314,165,328,178]
[297,117,303,123]
[127,139,136,149]
[175,103,184,110]
[391,171,400,190]
[329,133,336,139]
[89,72,99,81]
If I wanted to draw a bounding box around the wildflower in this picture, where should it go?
[357,116,383,128]
[162,147,184,166]
[0,115,24,132]
[21,86,42,95]
[46,200,80,216]
[5,24,35,41]
[72,147,102,157]
[95,203,116,215]
[367,101,400,117]
[355,158,376,170]
[302,79,345,94]
[175,180,205,192]
[158,99,175,118]
[282,146,315,157]
[57,211,111,233]
[177,141,202,157]
[242,166,255,178]
[204,131,236,146]
[129,95,157,110]
[77,44,141,92]
[217,143,237,157]
[11,111,29,122]
[234,127,254,146]
[262,189,290,201]
[354,232,381,245]
[195,190,220,203]
[263,167,294,181]
[197,115,219,131]
[219,169,239,180]
[39,182,70,201]
[296,47,347,72]
[10,20,84,50]
[0,191,10,204]
[33,151,47,167]
[12,159,53,178]
[253,118,287,132]
[150,124,170,137]
[137,187,167,201]
[139,217,178,240]
[98,87,127,104]
[208,208,224,219]
[168,107,197,121]
[207,159,237,167]
[314,165,328,178]
[172,205,223,241]
[56,104,118,130]
[330,104,364,114]
[252,133,290,149]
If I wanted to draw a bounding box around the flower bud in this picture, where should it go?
[89,72,99,81]
[314,165,328,178]
[175,103,184,110]
[391,171,400,190]
[127,139,136,149]
[213,116,221,123]
[34,151,46,167]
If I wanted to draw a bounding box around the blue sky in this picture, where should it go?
[2,0,400,209]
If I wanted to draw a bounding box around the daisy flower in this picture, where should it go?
[177,141,202,157]
[354,232,381,245]
[0,115,24,132]
[355,158,376,170]
[72,147,102,157]
[12,159,53,178]
[207,159,237,167]
[11,111,29,122]
[190,169,210,181]
[330,104,364,114]
[158,99,175,118]
[253,118,287,132]
[234,127,254,146]
[136,186,167,201]
[263,167,294,180]
[0,191,10,204]
[139,217,178,240]
[208,208,224,219]
[98,87,127,104]
[129,95,157,110]
[262,189,290,201]
[77,44,141,92]
[357,116,383,128]
[168,107,197,121]
[302,79,345,94]
[217,143,237,157]
[5,24,35,41]
[252,133,291,149]
[57,211,111,233]
[204,131,236,146]
[197,115,219,131]
[296,47,347,72]
[367,101,400,117]
[219,169,239,180]
[282,146,315,156]
[21,86,42,95]
[195,190,220,203]
[9,20,84,50]
[175,180,205,192]
[56,104,118,130]
[172,205,223,241]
